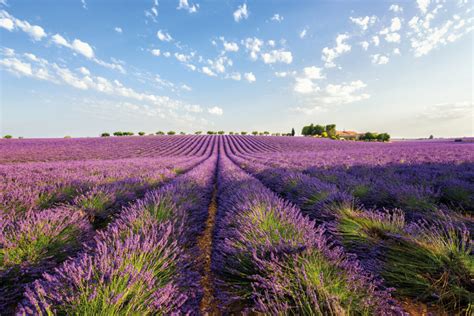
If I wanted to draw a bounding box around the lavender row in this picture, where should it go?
[0,155,210,313]
[212,145,401,314]
[0,135,214,163]
[228,135,474,214]
[16,150,218,315]
[224,138,473,313]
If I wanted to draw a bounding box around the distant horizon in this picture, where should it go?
[1,0,473,138]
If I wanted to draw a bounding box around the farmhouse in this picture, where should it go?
[336,130,361,140]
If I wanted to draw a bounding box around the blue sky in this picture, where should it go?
[0,0,472,138]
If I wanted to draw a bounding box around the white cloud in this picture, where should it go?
[417,0,430,14]
[389,4,403,13]
[271,14,283,22]
[163,51,171,57]
[321,33,351,68]
[202,66,216,77]
[261,50,293,64]
[372,35,380,46]
[185,104,203,112]
[151,49,161,56]
[72,39,94,59]
[223,40,239,52]
[275,71,288,78]
[0,10,46,41]
[233,3,249,22]
[349,15,377,31]
[419,101,473,120]
[360,41,369,50]
[145,0,159,22]
[299,28,308,39]
[393,48,401,55]
[371,54,390,65]
[390,17,402,32]
[114,27,123,33]
[228,72,241,81]
[0,17,14,30]
[0,57,32,76]
[177,0,199,13]
[78,66,90,75]
[385,32,401,43]
[157,30,172,42]
[181,84,192,91]
[243,37,263,60]
[175,52,191,62]
[208,106,223,115]
[81,0,87,9]
[293,66,324,94]
[244,72,256,83]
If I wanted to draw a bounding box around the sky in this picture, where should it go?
[0,0,472,138]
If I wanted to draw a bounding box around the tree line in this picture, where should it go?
[301,123,390,142]
[101,129,296,137]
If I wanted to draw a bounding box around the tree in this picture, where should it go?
[179,132,186,135]
[138,132,145,136]
[241,131,247,135]
[3,135,12,139]
[207,131,215,135]
[429,135,434,139]
[291,128,295,136]
[325,124,336,138]
[313,125,325,136]
[360,132,377,141]
[113,131,123,136]
[321,131,328,138]
[302,125,311,136]
[263,131,270,135]
[167,131,176,135]
[123,132,134,136]
[252,131,258,135]
[156,131,165,135]
[195,131,202,135]
[218,131,225,135]
[101,132,110,137]
[377,133,390,142]
[229,132,234,135]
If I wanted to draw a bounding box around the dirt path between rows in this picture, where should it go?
[197,184,220,315]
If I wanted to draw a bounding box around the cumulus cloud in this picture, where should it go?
[389,4,403,13]
[243,37,263,60]
[223,40,239,52]
[271,14,283,22]
[157,30,172,42]
[228,72,241,80]
[372,35,380,46]
[349,15,377,31]
[151,49,161,56]
[175,52,191,63]
[0,10,46,41]
[177,0,199,13]
[202,66,216,77]
[244,72,256,83]
[360,41,369,50]
[114,27,123,33]
[385,32,401,43]
[261,50,293,64]
[321,33,351,68]
[371,54,390,64]
[417,0,430,14]
[233,3,249,22]
[207,106,223,115]
[293,66,324,94]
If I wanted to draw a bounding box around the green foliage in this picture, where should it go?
[179,132,186,135]
[241,131,247,135]
[3,134,13,139]
[155,131,165,135]
[291,128,295,136]
[218,131,225,135]
[138,132,145,136]
[64,136,71,139]
[301,124,330,136]
[194,131,202,135]
[113,131,123,136]
[321,131,328,138]
[101,133,110,137]
[377,133,390,142]
[167,131,176,135]
[326,124,336,137]
[207,131,215,135]
[252,131,258,135]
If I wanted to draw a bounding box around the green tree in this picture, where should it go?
[138,132,145,136]
[156,131,165,135]
[207,131,215,135]
[229,131,234,135]
[101,132,110,137]
[325,124,336,137]
[3,135,12,139]
[252,131,258,136]
[179,132,186,135]
[167,131,176,135]
[291,128,295,136]
[218,131,225,135]
[429,135,434,139]
[263,131,270,135]
[377,133,390,142]
[313,125,325,135]
[241,131,247,135]
[113,131,123,136]
[321,131,328,138]
[195,131,202,135]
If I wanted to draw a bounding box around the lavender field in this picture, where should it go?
[0,135,472,315]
